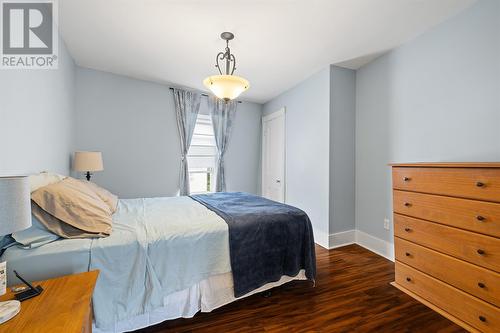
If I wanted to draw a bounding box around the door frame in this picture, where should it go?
[261,107,286,202]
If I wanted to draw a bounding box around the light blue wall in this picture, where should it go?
[355,0,500,242]
[263,68,331,241]
[0,37,76,176]
[224,99,262,195]
[75,67,262,198]
[262,66,356,245]
[329,66,356,234]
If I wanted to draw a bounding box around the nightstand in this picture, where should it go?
[0,270,99,333]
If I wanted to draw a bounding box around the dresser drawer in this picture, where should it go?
[395,237,500,307]
[393,167,500,203]
[394,214,500,272]
[395,261,500,333]
[394,190,500,237]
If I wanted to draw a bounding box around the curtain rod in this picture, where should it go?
[169,87,242,103]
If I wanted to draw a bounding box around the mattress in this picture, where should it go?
[2,237,92,285]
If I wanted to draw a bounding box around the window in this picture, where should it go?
[188,114,216,194]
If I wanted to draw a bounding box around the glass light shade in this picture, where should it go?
[203,75,250,101]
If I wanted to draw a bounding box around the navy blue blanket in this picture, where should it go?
[190,192,316,297]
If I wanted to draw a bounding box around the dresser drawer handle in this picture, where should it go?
[406,277,411,282]
[404,227,411,232]
[405,252,411,257]
[478,282,486,289]
[476,215,485,221]
[479,316,486,322]
[476,181,485,187]
[477,249,485,255]
[403,177,411,182]
[404,202,411,207]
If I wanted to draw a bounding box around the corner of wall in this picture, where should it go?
[320,229,395,262]
[328,65,356,237]
[355,230,394,261]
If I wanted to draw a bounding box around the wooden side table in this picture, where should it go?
[0,270,99,333]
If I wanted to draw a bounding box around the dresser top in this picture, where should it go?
[389,162,500,168]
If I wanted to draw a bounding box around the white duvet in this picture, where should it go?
[90,197,231,329]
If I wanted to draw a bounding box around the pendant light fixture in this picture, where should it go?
[203,32,250,101]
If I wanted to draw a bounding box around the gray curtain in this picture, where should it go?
[208,97,237,192]
[173,88,201,196]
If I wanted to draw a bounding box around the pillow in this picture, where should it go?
[28,171,66,193]
[31,202,109,239]
[11,214,60,248]
[31,177,112,238]
[84,181,118,214]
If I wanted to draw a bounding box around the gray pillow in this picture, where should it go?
[11,215,60,249]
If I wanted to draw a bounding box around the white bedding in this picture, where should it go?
[90,197,231,329]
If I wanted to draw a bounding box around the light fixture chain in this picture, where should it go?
[225,44,231,75]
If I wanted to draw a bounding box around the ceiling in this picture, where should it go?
[60,0,476,103]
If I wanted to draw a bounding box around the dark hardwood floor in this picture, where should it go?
[137,244,465,333]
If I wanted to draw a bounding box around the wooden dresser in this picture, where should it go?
[390,163,500,333]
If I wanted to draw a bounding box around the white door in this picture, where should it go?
[262,108,285,203]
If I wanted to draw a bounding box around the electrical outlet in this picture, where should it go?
[383,218,390,230]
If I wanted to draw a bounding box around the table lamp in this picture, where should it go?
[0,176,32,324]
[73,151,104,181]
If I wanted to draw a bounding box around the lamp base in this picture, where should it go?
[0,300,21,324]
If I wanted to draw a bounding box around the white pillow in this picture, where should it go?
[28,171,66,193]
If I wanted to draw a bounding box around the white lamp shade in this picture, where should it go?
[73,151,104,172]
[0,176,32,236]
[203,75,250,101]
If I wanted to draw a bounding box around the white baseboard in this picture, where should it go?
[355,230,394,261]
[328,229,356,249]
[314,229,395,262]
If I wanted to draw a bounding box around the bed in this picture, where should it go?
[1,192,316,333]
